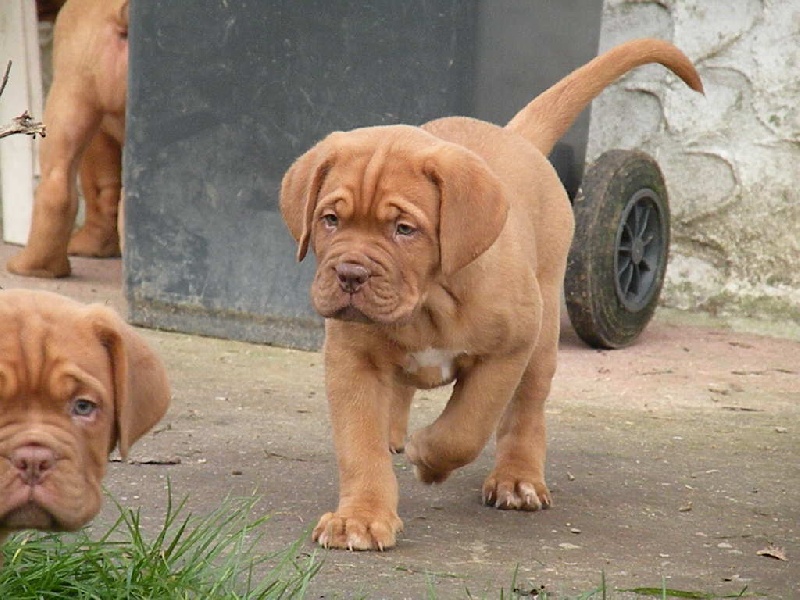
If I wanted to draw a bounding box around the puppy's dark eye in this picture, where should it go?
[395,223,416,236]
[71,398,98,418]
[322,214,339,228]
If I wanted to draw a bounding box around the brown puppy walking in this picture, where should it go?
[281,39,703,550]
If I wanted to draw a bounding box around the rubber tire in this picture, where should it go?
[565,150,670,349]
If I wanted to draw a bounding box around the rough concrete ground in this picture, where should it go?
[1,243,798,598]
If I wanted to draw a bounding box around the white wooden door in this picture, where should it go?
[0,0,43,245]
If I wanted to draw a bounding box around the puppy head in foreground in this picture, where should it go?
[0,290,170,558]
[281,125,508,325]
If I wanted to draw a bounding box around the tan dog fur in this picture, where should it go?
[0,289,170,565]
[7,0,128,279]
[281,39,703,550]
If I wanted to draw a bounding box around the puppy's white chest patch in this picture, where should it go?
[404,348,461,384]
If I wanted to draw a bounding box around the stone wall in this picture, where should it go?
[586,0,799,323]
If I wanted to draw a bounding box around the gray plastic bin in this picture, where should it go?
[125,1,602,350]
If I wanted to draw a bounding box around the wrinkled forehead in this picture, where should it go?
[320,128,441,219]
[0,308,111,399]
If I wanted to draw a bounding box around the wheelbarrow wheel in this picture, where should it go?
[565,150,670,349]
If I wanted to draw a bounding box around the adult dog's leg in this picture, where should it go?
[68,128,121,258]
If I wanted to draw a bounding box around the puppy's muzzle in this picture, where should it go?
[12,444,57,486]
[336,262,371,294]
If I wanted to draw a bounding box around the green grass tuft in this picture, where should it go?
[0,484,320,599]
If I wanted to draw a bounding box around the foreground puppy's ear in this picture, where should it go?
[424,146,509,275]
[280,142,335,262]
[89,307,170,460]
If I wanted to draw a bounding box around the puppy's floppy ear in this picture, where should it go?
[280,139,336,262]
[424,144,509,275]
[88,307,170,460]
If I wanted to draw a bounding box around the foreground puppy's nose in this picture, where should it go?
[336,262,370,293]
[12,445,56,485]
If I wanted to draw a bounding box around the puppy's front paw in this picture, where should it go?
[482,469,551,511]
[313,510,403,551]
[405,432,452,484]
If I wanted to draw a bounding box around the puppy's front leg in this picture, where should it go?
[313,330,403,551]
[405,348,532,484]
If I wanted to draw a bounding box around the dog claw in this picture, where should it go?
[312,510,401,551]
[482,473,551,511]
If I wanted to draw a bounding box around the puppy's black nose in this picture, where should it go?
[12,444,56,485]
[336,262,370,293]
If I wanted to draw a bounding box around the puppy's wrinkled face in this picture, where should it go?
[281,126,510,326]
[307,131,442,325]
[0,312,115,533]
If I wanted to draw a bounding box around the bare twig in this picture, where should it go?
[0,60,11,98]
[0,110,46,140]
[0,60,46,140]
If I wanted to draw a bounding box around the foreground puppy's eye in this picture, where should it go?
[322,213,339,229]
[71,398,98,418]
[395,223,416,237]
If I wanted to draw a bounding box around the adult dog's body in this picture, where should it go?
[281,39,702,550]
[0,290,169,565]
[7,0,128,278]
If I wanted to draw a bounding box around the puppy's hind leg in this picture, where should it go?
[68,128,122,258]
[482,282,562,511]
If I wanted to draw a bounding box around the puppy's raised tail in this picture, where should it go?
[506,38,704,156]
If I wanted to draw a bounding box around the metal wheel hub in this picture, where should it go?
[613,188,665,313]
